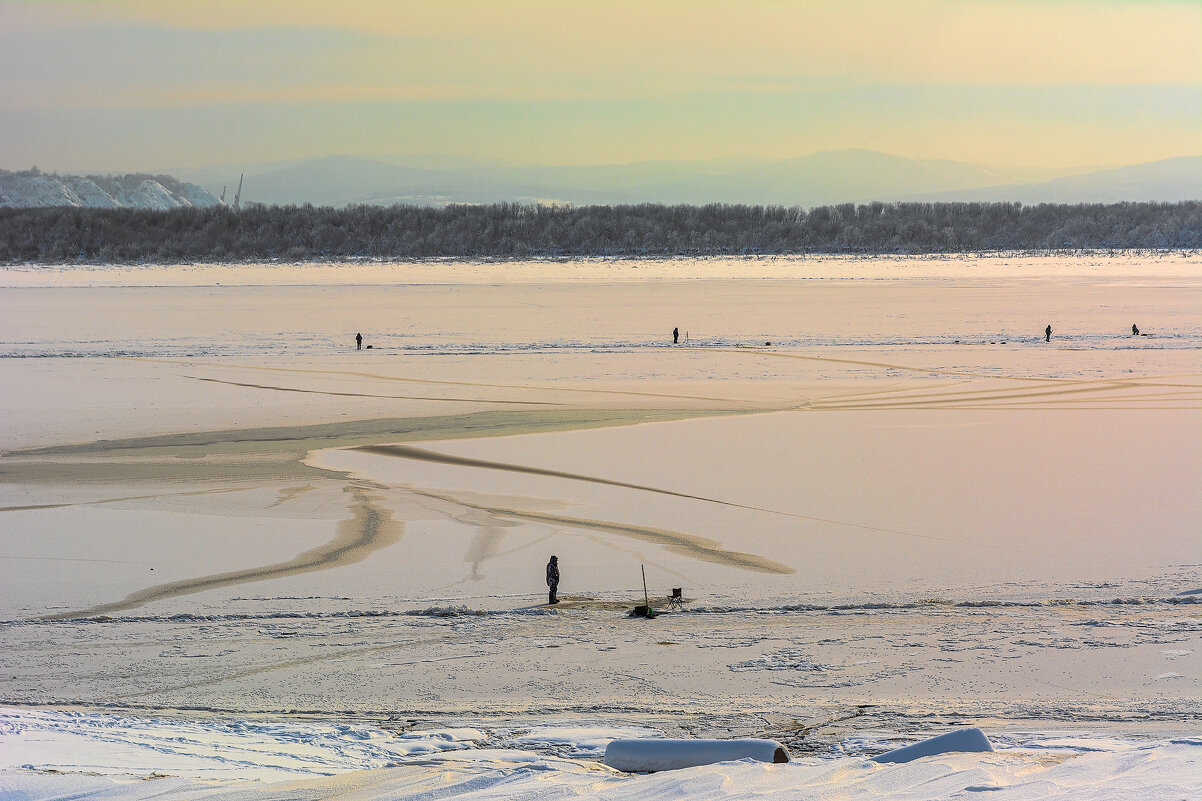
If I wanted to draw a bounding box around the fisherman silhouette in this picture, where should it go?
[546,555,560,605]
[355,332,363,350]
[673,327,679,345]
[1045,325,1052,343]
[1132,324,1140,336]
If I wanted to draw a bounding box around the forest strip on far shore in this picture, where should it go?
[2,201,1199,263]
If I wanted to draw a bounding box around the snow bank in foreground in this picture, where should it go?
[1,708,1199,800]
[0,708,471,781]
[3,740,1200,801]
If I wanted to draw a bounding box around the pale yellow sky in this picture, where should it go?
[1,0,1199,170]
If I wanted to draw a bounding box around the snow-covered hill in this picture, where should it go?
[0,170,219,209]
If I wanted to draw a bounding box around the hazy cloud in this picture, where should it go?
[1,0,1198,171]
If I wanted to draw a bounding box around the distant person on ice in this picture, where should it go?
[355,332,363,350]
[1132,324,1140,336]
[1045,324,1052,343]
[673,327,679,345]
[546,555,560,605]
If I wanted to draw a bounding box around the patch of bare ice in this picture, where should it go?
[1160,649,1192,659]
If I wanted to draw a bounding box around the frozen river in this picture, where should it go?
[0,253,1199,799]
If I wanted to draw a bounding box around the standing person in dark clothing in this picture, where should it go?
[672,327,679,345]
[1045,325,1052,342]
[355,332,363,350]
[1132,324,1140,336]
[546,555,560,605]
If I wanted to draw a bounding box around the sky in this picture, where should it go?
[0,0,1199,173]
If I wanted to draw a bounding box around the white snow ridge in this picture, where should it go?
[0,169,219,209]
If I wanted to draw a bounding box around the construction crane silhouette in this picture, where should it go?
[232,173,244,211]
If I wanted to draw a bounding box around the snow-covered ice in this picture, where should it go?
[0,254,1198,798]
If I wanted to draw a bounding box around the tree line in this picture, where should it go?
[1,201,1198,263]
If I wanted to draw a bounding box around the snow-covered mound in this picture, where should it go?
[0,169,219,209]
[1,707,1199,801]
[604,738,790,771]
[870,728,993,764]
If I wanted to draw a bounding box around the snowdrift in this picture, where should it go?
[603,738,789,772]
[871,728,994,764]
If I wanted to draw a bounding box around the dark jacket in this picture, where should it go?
[546,558,559,586]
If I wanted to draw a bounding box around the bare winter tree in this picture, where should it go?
[1,201,1198,263]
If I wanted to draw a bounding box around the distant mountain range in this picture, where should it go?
[0,169,218,210]
[915,157,1202,205]
[171,150,1199,209]
[4,151,1198,210]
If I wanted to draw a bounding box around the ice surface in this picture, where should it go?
[0,255,1197,799]
[511,726,661,756]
